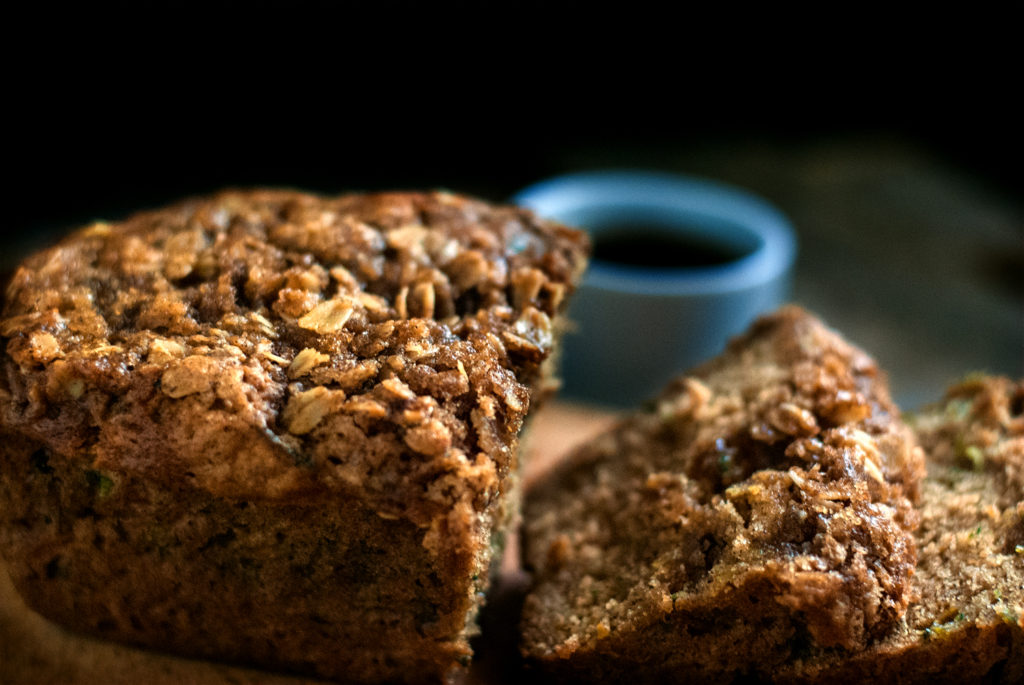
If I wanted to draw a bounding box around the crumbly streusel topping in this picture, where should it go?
[772,377,1024,683]
[0,190,588,524]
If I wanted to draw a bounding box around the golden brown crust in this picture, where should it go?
[520,307,924,681]
[0,189,588,683]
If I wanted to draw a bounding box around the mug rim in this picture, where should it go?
[513,169,797,296]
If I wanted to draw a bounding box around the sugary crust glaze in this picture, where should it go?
[778,376,1024,684]
[520,307,925,682]
[0,189,588,683]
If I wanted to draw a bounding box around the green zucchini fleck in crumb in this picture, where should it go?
[964,445,985,471]
[998,606,1019,624]
[921,621,952,642]
[954,435,985,471]
[85,470,114,498]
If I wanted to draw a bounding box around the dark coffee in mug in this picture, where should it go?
[592,226,748,269]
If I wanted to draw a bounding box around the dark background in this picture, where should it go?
[4,7,1021,407]
[6,84,1018,242]
[4,5,1019,242]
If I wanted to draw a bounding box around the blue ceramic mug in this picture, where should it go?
[514,170,797,407]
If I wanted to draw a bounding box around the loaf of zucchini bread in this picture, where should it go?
[520,307,926,681]
[0,189,588,684]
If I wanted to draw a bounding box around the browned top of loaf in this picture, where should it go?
[0,190,588,525]
[521,307,925,675]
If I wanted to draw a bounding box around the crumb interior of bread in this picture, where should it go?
[908,470,1022,635]
[906,377,1023,638]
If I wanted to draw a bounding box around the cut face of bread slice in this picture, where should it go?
[520,306,925,681]
[778,375,1024,684]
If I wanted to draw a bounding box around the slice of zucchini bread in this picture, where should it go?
[0,189,588,684]
[777,375,1024,684]
[520,306,925,682]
